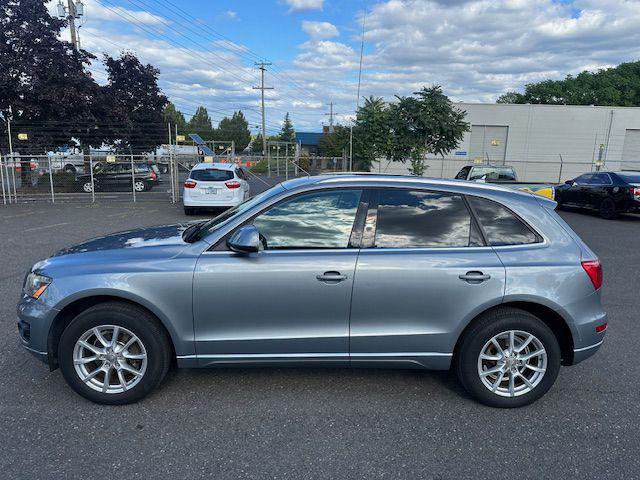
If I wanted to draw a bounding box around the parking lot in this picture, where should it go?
[0,200,639,479]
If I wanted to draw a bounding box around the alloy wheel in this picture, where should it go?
[73,325,147,394]
[83,182,93,193]
[477,330,547,397]
[134,181,145,192]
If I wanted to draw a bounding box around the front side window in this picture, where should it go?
[374,189,482,248]
[467,196,538,246]
[253,189,362,249]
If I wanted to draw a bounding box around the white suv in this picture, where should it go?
[183,163,250,215]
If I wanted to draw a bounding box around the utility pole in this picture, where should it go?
[253,62,273,156]
[324,101,335,133]
[57,1,84,50]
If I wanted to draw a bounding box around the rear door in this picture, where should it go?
[349,188,506,368]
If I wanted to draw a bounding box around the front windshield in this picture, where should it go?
[189,184,285,242]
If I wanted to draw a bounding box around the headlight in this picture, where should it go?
[23,272,52,299]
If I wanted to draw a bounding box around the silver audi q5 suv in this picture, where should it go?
[17,174,607,407]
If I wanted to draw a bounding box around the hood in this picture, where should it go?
[54,223,195,256]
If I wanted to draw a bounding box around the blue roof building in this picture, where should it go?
[295,132,323,156]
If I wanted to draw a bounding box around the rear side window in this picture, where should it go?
[616,172,640,183]
[374,190,483,248]
[467,196,538,246]
[191,169,234,181]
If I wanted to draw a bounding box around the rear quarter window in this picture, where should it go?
[191,169,234,181]
[468,196,539,246]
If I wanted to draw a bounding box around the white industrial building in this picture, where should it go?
[374,103,640,182]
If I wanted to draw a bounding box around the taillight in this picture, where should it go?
[632,187,640,199]
[150,170,157,180]
[184,180,197,189]
[225,181,241,189]
[581,259,602,290]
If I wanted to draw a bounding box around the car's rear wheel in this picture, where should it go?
[133,180,147,192]
[82,181,93,193]
[455,307,561,408]
[599,197,618,220]
[58,302,172,405]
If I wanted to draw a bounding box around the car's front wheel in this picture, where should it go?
[58,302,172,405]
[455,307,561,408]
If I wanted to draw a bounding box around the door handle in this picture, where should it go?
[459,271,491,283]
[316,271,348,283]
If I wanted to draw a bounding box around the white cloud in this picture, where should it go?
[301,21,339,40]
[282,0,324,13]
[55,0,640,133]
[226,10,237,19]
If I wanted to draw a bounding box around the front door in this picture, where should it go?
[193,188,364,366]
[349,188,506,369]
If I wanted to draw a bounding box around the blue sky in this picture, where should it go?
[52,0,640,134]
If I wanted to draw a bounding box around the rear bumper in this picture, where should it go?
[573,338,605,364]
[183,198,242,207]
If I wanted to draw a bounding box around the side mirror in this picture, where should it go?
[227,225,260,254]
[565,180,573,185]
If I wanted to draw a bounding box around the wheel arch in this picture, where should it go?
[453,301,575,366]
[47,294,178,370]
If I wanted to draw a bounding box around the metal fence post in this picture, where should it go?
[89,154,95,203]
[168,124,175,203]
[267,145,271,177]
[11,155,17,202]
[0,154,6,205]
[285,144,289,180]
[130,153,136,202]
[558,154,564,183]
[48,157,55,203]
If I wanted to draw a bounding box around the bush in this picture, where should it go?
[249,159,268,174]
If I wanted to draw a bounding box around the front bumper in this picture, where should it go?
[17,295,59,366]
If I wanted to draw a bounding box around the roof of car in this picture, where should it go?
[191,162,237,171]
[281,173,540,201]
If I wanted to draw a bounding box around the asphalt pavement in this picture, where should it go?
[0,199,638,479]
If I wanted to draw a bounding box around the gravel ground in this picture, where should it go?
[0,197,638,479]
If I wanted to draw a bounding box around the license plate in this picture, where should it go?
[204,187,220,194]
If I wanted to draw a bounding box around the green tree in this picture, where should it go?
[101,52,168,153]
[217,110,251,152]
[0,0,100,183]
[187,106,215,141]
[496,61,640,106]
[163,102,187,134]
[388,86,469,175]
[278,112,295,143]
[352,96,391,171]
[496,91,526,104]
[318,125,350,157]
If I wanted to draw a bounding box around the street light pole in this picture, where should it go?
[253,62,273,157]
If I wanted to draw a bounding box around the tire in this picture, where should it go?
[58,302,172,405]
[82,181,93,193]
[599,197,618,220]
[64,164,76,174]
[184,207,196,215]
[455,307,561,408]
[133,180,147,192]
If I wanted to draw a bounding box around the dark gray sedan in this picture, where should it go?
[17,174,607,407]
